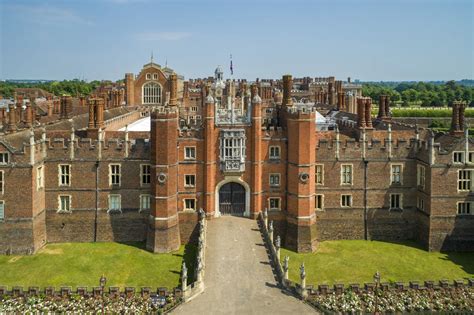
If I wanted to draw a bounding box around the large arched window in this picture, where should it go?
[142,82,162,104]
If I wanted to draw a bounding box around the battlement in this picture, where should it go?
[286,105,317,118]
[262,126,285,138]
[151,106,178,118]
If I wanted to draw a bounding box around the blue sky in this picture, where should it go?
[0,0,473,81]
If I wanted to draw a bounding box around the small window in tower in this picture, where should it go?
[140,194,151,211]
[269,197,281,210]
[390,193,402,210]
[59,164,71,186]
[58,195,71,213]
[141,164,151,185]
[391,164,402,185]
[315,194,324,211]
[109,164,121,186]
[184,199,196,211]
[185,175,196,187]
[185,147,196,160]
[269,174,281,187]
[108,194,121,212]
[269,146,281,159]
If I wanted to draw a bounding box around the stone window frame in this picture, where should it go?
[139,194,151,212]
[269,146,281,160]
[57,194,72,213]
[184,198,196,211]
[140,164,151,186]
[468,152,474,164]
[457,169,473,192]
[184,146,196,160]
[184,174,196,188]
[390,193,403,210]
[146,73,151,80]
[58,164,71,187]
[315,194,324,211]
[341,194,352,207]
[453,151,465,164]
[390,163,403,185]
[0,170,3,195]
[0,200,4,221]
[417,165,426,190]
[315,164,324,185]
[153,73,158,80]
[340,164,353,186]
[109,163,121,187]
[268,197,281,211]
[457,201,472,215]
[269,173,281,187]
[191,106,198,112]
[36,165,44,191]
[108,194,122,213]
[0,152,9,165]
[142,82,162,105]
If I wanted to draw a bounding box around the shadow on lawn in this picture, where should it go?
[442,252,474,277]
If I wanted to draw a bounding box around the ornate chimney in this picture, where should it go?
[282,75,293,107]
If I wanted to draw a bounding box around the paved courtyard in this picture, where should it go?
[173,216,314,314]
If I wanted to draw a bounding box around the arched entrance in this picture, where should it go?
[218,182,246,216]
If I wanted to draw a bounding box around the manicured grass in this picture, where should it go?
[281,240,474,285]
[0,242,196,289]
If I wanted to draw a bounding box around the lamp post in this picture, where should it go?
[373,271,380,315]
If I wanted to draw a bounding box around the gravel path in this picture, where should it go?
[173,216,315,314]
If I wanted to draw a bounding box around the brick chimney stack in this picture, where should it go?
[377,95,387,119]
[282,75,293,107]
[451,100,467,136]
[337,92,346,111]
[60,96,72,120]
[169,73,178,106]
[357,97,366,129]
[25,98,33,128]
[7,102,17,132]
[365,97,373,128]
[384,95,391,119]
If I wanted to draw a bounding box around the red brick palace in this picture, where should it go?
[0,60,472,254]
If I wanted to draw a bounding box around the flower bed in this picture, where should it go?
[308,287,474,313]
[0,294,181,313]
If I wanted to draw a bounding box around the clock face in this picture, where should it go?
[215,88,223,97]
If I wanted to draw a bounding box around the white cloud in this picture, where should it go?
[137,31,191,41]
[7,4,94,26]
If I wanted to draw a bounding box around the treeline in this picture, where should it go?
[362,81,474,107]
[0,79,104,98]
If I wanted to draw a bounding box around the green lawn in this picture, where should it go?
[0,242,195,289]
[281,240,474,286]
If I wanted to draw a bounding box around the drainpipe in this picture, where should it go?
[363,159,368,240]
[94,160,99,242]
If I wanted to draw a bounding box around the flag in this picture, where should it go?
[230,54,233,75]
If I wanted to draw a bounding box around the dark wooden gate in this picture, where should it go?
[219,182,246,216]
